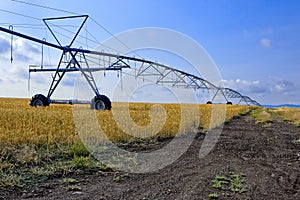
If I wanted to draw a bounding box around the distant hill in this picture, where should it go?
[263,104,300,108]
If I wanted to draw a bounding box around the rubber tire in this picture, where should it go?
[30,94,50,107]
[227,102,233,105]
[91,95,111,110]
[206,101,212,104]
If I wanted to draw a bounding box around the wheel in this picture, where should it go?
[30,94,50,107]
[206,101,212,104]
[91,95,111,110]
[227,102,233,105]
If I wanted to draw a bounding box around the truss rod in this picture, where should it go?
[29,66,128,72]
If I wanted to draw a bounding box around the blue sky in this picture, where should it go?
[0,0,299,104]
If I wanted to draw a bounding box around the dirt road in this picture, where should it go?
[2,114,300,199]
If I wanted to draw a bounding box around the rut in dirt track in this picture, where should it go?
[3,114,300,200]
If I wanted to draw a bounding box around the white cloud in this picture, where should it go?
[221,79,265,94]
[0,35,10,54]
[260,38,271,48]
[221,77,299,104]
[270,78,295,94]
[0,34,51,98]
[222,78,295,94]
[0,34,41,62]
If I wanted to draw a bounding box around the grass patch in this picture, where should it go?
[70,156,94,170]
[239,107,253,116]
[0,173,23,188]
[251,108,273,124]
[250,107,300,129]
[209,172,246,198]
[269,107,300,126]
[229,172,246,193]
[212,175,229,190]
[67,140,90,157]
[208,193,219,199]
[0,144,105,190]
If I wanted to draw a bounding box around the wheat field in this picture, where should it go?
[0,98,252,187]
[0,98,250,147]
[2,98,300,189]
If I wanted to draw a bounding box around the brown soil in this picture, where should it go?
[1,115,300,200]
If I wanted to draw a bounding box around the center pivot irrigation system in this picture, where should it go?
[0,15,261,110]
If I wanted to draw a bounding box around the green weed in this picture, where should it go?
[70,156,94,170]
[251,108,273,123]
[61,178,78,184]
[67,185,82,191]
[0,173,23,188]
[210,172,246,198]
[229,172,246,193]
[113,173,129,182]
[239,107,252,116]
[67,140,90,157]
[208,193,219,199]
[212,175,229,190]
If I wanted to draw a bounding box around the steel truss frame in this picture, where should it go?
[0,15,261,106]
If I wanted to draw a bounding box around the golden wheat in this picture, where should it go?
[0,98,249,146]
